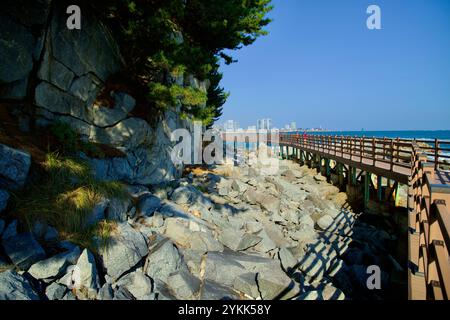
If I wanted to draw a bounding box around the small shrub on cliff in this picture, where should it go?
[12,152,126,250]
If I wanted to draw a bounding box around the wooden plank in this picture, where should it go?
[408,269,427,300]
[433,242,450,299]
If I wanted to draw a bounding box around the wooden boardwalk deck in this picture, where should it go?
[222,132,450,300]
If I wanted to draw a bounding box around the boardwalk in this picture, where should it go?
[222,132,450,300]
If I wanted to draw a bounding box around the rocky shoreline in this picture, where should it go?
[0,144,404,300]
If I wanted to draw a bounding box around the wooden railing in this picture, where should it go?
[279,133,450,172]
[409,142,450,299]
[277,133,450,299]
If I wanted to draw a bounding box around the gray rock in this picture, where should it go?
[35,82,88,122]
[317,215,334,231]
[204,252,247,287]
[0,144,31,190]
[153,279,176,300]
[200,280,239,300]
[28,246,81,280]
[0,14,34,83]
[167,268,201,300]
[98,283,114,300]
[98,223,148,281]
[106,197,132,222]
[115,271,153,300]
[2,220,17,240]
[137,194,162,216]
[49,1,123,82]
[73,249,100,299]
[45,282,68,300]
[164,217,192,247]
[290,225,317,244]
[0,190,9,212]
[145,239,182,284]
[231,180,248,193]
[218,228,261,251]
[253,229,277,253]
[0,270,39,300]
[257,269,298,300]
[61,290,77,300]
[190,231,224,253]
[314,174,327,182]
[3,233,46,270]
[171,185,212,209]
[90,117,152,151]
[278,247,297,272]
[299,214,315,228]
[245,221,263,234]
[69,75,99,102]
[37,57,75,91]
[86,199,108,227]
[233,272,260,299]
[89,93,135,127]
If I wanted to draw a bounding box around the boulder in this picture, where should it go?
[317,215,334,231]
[28,246,81,281]
[0,270,39,300]
[73,249,100,299]
[137,194,162,217]
[218,228,261,251]
[0,189,9,212]
[253,229,277,253]
[49,1,122,82]
[0,144,31,190]
[278,247,297,272]
[200,280,239,300]
[167,268,201,300]
[190,231,224,253]
[233,272,260,299]
[3,233,46,270]
[145,239,182,284]
[231,180,248,193]
[97,283,114,300]
[257,269,298,300]
[164,217,192,247]
[98,223,148,280]
[203,252,247,287]
[45,282,68,300]
[115,271,153,300]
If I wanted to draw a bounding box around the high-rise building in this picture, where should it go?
[290,122,297,130]
[224,120,239,131]
[257,118,272,131]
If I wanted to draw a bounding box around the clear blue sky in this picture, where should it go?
[218,0,450,131]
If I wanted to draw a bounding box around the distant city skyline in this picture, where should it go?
[218,0,450,130]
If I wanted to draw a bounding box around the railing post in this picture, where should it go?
[435,138,439,171]
[396,137,400,164]
[360,136,364,163]
[372,137,376,166]
[390,139,394,171]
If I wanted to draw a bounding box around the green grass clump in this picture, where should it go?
[12,152,127,250]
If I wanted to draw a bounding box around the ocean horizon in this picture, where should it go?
[296,130,450,141]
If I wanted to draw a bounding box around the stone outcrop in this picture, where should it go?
[0,1,208,185]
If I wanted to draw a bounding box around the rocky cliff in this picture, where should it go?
[0,0,208,185]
